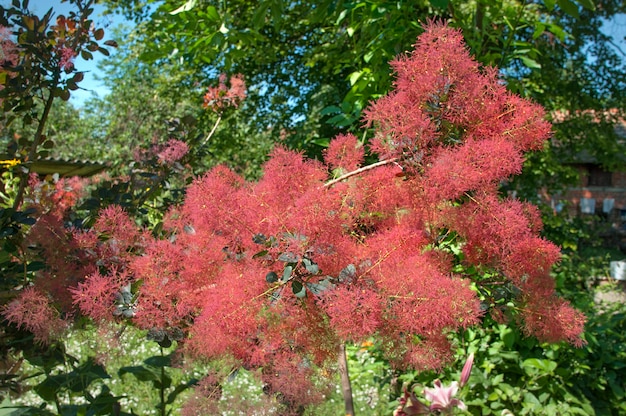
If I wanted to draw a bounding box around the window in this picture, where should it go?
[587,164,612,187]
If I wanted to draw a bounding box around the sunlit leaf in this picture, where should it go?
[170,0,197,15]
[520,56,541,69]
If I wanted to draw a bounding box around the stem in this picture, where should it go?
[12,71,61,210]
[498,0,528,69]
[338,343,355,416]
[160,346,166,416]
[201,115,222,146]
[324,158,398,188]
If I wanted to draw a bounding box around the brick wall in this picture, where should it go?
[559,168,626,220]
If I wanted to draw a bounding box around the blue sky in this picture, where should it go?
[6,1,626,108]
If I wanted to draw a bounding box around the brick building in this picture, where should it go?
[549,112,626,225]
[560,165,626,222]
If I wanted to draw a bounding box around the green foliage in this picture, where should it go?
[119,351,199,413]
[99,0,626,201]
[386,306,626,416]
[1,325,204,415]
[0,338,128,416]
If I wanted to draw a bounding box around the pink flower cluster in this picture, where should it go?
[156,138,189,164]
[0,25,19,101]
[2,21,587,412]
[203,73,246,112]
[0,26,19,69]
[58,45,77,71]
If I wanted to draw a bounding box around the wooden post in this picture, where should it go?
[338,343,355,416]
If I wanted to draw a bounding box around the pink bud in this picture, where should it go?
[460,352,474,387]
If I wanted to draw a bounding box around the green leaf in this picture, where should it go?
[302,258,319,274]
[532,22,546,40]
[348,71,363,86]
[166,378,199,404]
[0,401,56,415]
[292,280,306,297]
[266,271,278,283]
[335,9,348,26]
[252,3,270,28]
[306,278,335,295]
[519,56,541,69]
[34,377,63,402]
[26,261,45,272]
[153,372,171,390]
[310,138,330,147]
[320,105,341,116]
[253,249,269,259]
[282,265,293,282]
[205,6,220,22]
[270,0,284,28]
[429,0,449,9]
[557,0,580,18]
[118,365,160,382]
[144,355,171,368]
[547,24,567,42]
[85,385,125,415]
[544,0,556,10]
[499,326,516,349]
[522,358,557,375]
[327,113,355,127]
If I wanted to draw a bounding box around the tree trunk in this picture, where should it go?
[338,343,355,416]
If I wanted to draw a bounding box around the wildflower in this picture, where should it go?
[424,380,466,413]
[459,352,474,387]
[394,388,430,416]
[394,353,474,415]
[0,159,20,167]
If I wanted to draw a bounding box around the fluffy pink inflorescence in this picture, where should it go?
[0,24,19,102]
[364,21,551,174]
[69,270,128,322]
[2,287,67,344]
[323,133,365,172]
[71,20,585,410]
[57,45,76,71]
[0,25,19,70]
[156,138,189,164]
[522,296,587,347]
[203,73,247,112]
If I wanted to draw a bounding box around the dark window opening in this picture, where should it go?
[587,164,612,187]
